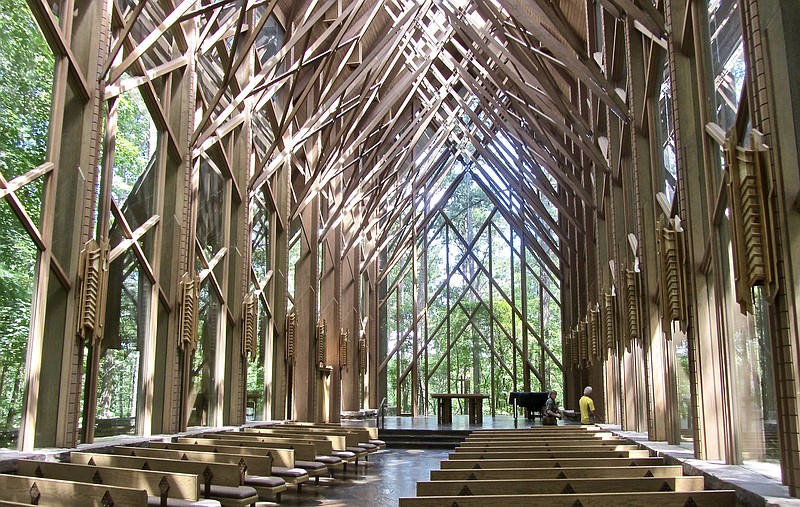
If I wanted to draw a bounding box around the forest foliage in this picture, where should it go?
[0,0,53,446]
[385,170,563,416]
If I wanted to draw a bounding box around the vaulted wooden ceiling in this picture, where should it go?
[107,0,665,277]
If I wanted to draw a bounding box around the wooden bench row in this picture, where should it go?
[399,426,737,507]
[0,421,384,506]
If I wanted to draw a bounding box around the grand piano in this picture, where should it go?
[508,391,549,420]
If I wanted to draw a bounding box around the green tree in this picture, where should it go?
[0,0,54,447]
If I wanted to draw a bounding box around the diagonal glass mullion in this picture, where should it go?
[0,172,46,251]
[108,198,158,285]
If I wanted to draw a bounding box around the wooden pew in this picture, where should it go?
[15,459,219,507]
[113,447,273,476]
[398,491,737,506]
[70,452,259,507]
[415,476,705,495]
[295,422,386,448]
[447,449,652,460]
[240,427,368,453]
[470,426,603,433]
[228,430,367,465]
[205,433,354,473]
[0,473,149,507]
[278,423,385,450]
[453,444,640,453]
[457,438,630,448]
[142,443,290,499]
[439,456,665,469]
[465,428,611,436]
[113,446,299,497]
[429,465,685,481]
[463,432,617,442]
[152,440,325,488]
[183,435,343,475]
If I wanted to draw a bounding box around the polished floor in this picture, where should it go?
[257,448,449,507]
[261,415,532,506]
[258,415,560,506]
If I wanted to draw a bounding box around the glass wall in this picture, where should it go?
[708,0,746,132]
[248,192,272,420]
[93,82,156,438]
[97,252,150,436]
[0,0,54,448]
[189,280,221,426]
[705,0,777,466]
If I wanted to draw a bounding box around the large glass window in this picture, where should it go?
[381,162,563,418]
[97,252,151,437]
[247,193,273,421]
[196,158,226,263]
[658,58,677,201]
[189,281,221,426]
[0,0,54,449]
[673,328,693,447]
[719,206,777,464]
[87,81,156,439]
[722,227,777,464]
[708,0,745,131]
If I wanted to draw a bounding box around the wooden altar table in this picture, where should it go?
[431,393,490,424]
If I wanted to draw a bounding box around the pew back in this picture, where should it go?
[0,473,148,507]
[113,446,273,476]
[16,459,200,500]
[398,491,736,507]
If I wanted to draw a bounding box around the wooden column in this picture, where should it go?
[624,15,679,442]
[22,0,110,449]
[225,114,253,426]
[144,32,196,436]
[319,193,341,422]
[665,0,728,460]
[340,221,361,413]
[293,199,320,421]
[271,165,290,421]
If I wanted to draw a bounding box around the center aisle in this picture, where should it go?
[270,448,448,506]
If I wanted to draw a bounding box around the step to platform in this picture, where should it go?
[379,429,472,449]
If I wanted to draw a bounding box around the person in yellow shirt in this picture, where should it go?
[579,386,600,424]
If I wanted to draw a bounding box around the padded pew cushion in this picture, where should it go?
[204,485,258,501]
[314,455,343,466]
[294,460,327,473]
[147,498,221,507]
[244,475,287,491]
[271,467,309,483]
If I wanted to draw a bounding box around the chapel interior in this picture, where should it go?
[1,0,800,505]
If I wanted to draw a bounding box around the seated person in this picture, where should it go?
[543,390,562,425]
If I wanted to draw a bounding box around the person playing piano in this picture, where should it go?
[543,390,562,425]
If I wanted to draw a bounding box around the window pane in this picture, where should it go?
[189,280,220,426]
[197,159,225,261]
[112,88,155,212]
[659,57,677,201]
[246,303,270,421]
[0,200,38,449]
[0,0,53,448]
[0,0,53,228]
[720,215,778,465]
[96,251,150,437]
[708,0,745,131]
